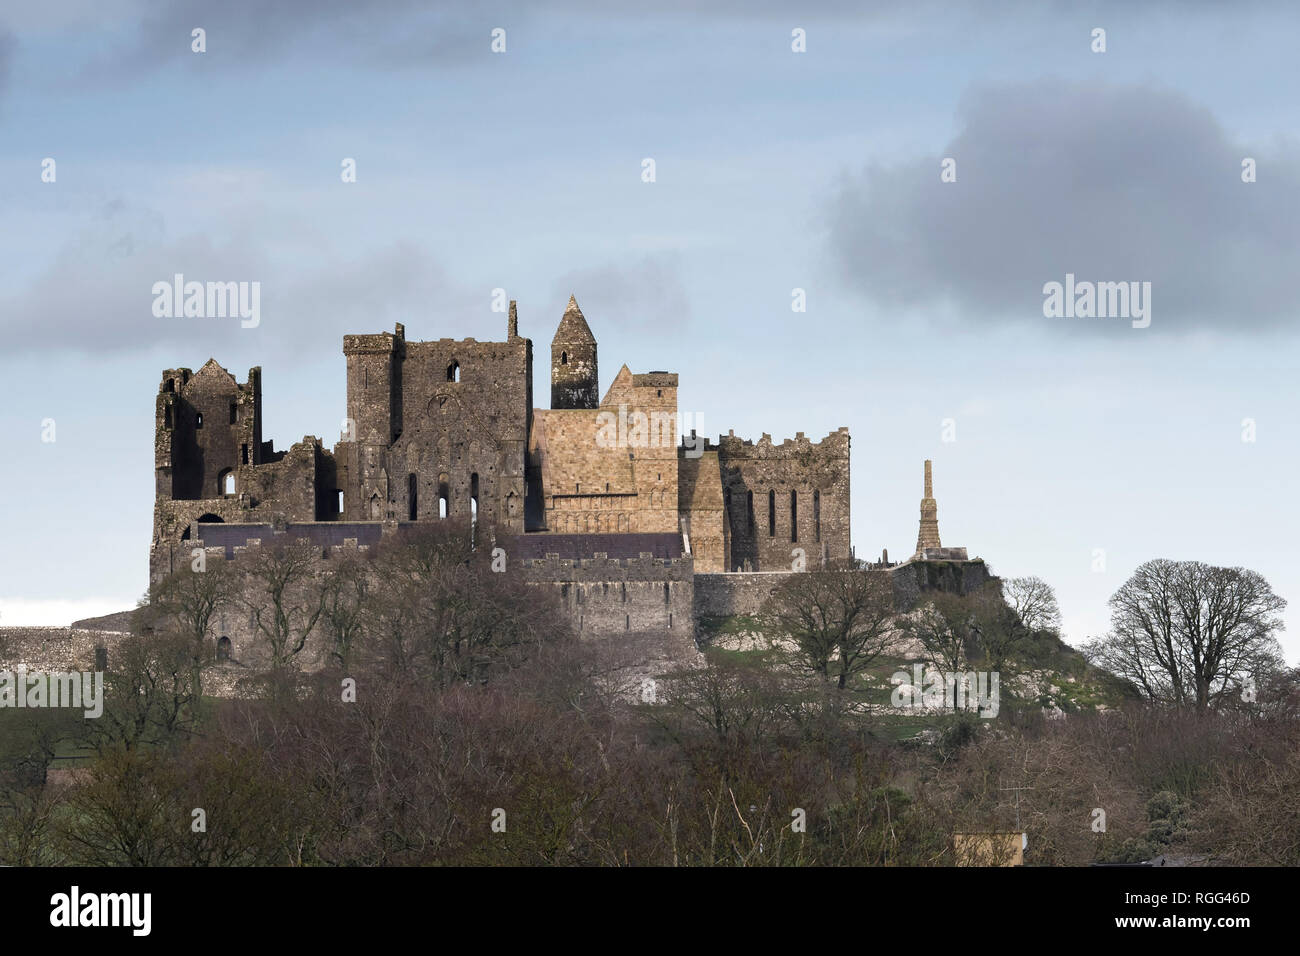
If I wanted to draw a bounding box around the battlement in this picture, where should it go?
[708,426,851,457]
[342,328,404,354]
[522,553,688,572]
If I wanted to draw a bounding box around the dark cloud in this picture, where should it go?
[826,80,1300,332]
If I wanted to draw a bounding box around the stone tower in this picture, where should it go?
[551,294,598,409]
[915,459,942,555]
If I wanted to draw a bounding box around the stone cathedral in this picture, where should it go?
[149,297,852,642]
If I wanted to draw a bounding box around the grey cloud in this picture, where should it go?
[826,80,1300,332]
[550,254,692,335]
[0,32,12,96]
[0,200,474,359]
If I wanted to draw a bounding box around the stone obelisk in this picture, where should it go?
[915,459,942,556]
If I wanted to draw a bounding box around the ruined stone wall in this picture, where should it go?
[693,571,798,618]
[715,427,850,572]
[338,321,532,533]
[151,438,339,583]
[342,327,404,520]
[521,555,693,636]
[889,559,995,610]
[156,361,262,503]
[0,627,127,673]
[678,450,725,573]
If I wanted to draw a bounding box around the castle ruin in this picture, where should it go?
[149,297,852,658]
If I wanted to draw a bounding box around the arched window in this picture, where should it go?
[447,361,460,382]
[561,351,568,365]
[217,636,231,662]
[219,469,235,495]
[768,490,775,537]
[438,475,450,518]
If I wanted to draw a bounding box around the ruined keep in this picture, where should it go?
[150,297,852,655]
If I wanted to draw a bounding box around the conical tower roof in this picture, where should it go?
[553,294,596,344]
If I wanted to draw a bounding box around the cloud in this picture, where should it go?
[826,80,1300,333]
[550,254,692,335]
[0,198,475,359]
[0,31,13,96]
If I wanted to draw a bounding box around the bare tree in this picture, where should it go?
[1003,576,1061,634]
[1084,559,1287,711]
[88,629,203,753]
[237,542,328,676]
[318,550,372,672]
[761,563,897,690]
[967,582,1031,674]
[903,591,973,680]
[142,561,233,707]
[368,522,567,687]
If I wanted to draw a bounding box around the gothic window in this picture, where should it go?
[219,469,234,496]
[217,636,231,662]
[447,361,460,382]
[561,351,568,365]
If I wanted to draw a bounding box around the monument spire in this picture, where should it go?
[915,459,942,555]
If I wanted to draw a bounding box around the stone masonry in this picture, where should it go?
[149,297,853,640]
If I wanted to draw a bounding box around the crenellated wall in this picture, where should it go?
[712,427,851,572]
[521,554,694,636]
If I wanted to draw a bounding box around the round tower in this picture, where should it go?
[551,294,599,409]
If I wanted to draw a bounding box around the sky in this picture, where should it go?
[1,1,1297,661]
